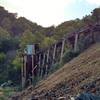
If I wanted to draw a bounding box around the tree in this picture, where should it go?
[0,27,10,39]
[1,17,12,31]
[33,32,45,43]
[41,37,56,48]
[92,7,100,23]
[20,30,36,49]
[0,52,6,64]
[0,52,7,84]
[83,15,93,25]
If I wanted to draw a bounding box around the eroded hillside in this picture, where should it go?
[11,43,100,100]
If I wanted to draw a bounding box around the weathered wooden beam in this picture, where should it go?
[40,53,46,78]
[52,43,57,64]
[45,49,50,76]
[31,54,34,84]
[22,55,27,88]
[21,56,24,88]
[74,33,79,52]
[38,53,41,77]
[60,38,65,62]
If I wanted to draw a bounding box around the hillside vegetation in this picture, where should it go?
[0,6,100,86]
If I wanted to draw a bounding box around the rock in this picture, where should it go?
[11,95,20,100]
[31,95,38,100]
[75,92,100,100]
[57,96,66,100]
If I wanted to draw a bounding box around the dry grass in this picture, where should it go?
[34,43,100,92]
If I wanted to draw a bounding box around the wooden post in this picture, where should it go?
[21,55,24,89]
[52,44,57,64]
[31,44,36,84]
[40,53,45,78]
[60,38,65,62]
[38,53,41,77]
[22,54,27,88]
[31,54,34,84]
[74,33,79,52]
[45,49,50,76]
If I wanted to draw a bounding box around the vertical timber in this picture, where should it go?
[60,38,65,62]
[31,54,34,84]
[21,55,24,89]
[38,53,41,78]
[45,49,50,76]
[74,33,79,52]
[41,52,45,77]
[52,43,57,64]
[22,54,27,88]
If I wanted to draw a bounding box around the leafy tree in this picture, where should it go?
[20,30,36,49]
[7,55,21,84]
[41,37,56,48]
[0,52,6,64]
[0,27,10,39]
[83,15,93,25]
[12,55,21,70]
[92,7,100,23]
[34,32,45,43]
[1,17,12,31]
[0,52,7,84]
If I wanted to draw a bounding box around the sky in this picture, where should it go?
[0,0,100,27]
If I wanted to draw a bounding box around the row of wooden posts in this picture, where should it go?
[21,24,100,88]
[21,38,67,88]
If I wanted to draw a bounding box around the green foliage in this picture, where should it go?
[20,30,36,49]
[48,63,62,75]
[41,37,56,48]
[62,50,79,64]
[0,53,7,84]
[12,55,21,70]
[0,27,10,40]
[7,55,22,85]
[0,87,16,100]
[34,32,45,43]
[0,52,6,63]
[83,15,93,25]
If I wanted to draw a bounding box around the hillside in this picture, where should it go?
[0,6,100,86]
[11,43,100,100]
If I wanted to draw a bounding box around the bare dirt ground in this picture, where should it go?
[11,43,100,100]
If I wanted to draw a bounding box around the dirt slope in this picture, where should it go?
[11,43,100,100]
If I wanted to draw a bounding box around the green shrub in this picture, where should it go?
[62,50,79,64]
[48,63,61,75]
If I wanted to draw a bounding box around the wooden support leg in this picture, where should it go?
[22,55,27,88]
[74,33,79,52]
[41,53,45,78]
[21,56,24,89]
[38,53,41,78]
[60,38,65,62]
[45,49,50,76]
[31,54,34,84]
[52,44,57,64]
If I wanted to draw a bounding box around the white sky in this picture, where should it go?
[0,0,100,27]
